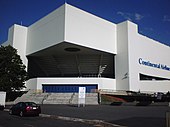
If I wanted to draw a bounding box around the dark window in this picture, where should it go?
[139,73,170,81]
[25,102,37,106]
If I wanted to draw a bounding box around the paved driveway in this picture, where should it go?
[0,110,94,127]
[40,104,170,127]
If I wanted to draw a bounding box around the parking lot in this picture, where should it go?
[2,104,170,127]
[40,104,169,127]
[0,110,94,127]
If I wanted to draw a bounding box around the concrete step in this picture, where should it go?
[14,91,99,105]
[70,93,98,105]
[14,92,49,104]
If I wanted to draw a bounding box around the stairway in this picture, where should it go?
[70,93,99,105]
[14,90,99,105]
[43,93,73,104]
[14,90,49,104]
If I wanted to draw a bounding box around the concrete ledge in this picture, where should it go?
[40,114,126,127]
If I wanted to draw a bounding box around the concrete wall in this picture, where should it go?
[115,21,129,91]
[26,4,117,55]
[26,5,65,55]
[116,20,170,93]
[2,24,28,67]
[65,4,117,54]
[26,78,116,91]
[26,78,38,90]
[127,21,170,92]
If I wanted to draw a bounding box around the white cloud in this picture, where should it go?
[163,15,170,22]
[117,11,132,21]
[117,11,144,21]
[135,13,144,21]
[117,11,124,16]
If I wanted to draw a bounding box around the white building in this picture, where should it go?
[2,4,170,93]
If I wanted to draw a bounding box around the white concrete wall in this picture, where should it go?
[127,21,139,91]
[115,21,129,91]
[0,92,6,106]
[26,4,117,55]
[101,78,116,90]
[139,81,170,93]
[12,25,28,67]
[26,78,116,91]
[127,21,170,92]
[25,78,38,90]
[116,20,170,93]
[26,5,65,55]
[2,24,28,67]
[65,4,117,54]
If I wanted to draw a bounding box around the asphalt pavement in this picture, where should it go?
[40,104,170,127]
[4,103,170,127]
[0,111,94,127]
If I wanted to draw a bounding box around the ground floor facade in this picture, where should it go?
[26,78,116,93]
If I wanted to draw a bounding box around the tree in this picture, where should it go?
[0,45,28,92]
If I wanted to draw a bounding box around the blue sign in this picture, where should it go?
[139,58,170,71]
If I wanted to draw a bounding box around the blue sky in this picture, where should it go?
[0,0,170,46]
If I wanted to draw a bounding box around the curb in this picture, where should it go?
[40,114,126,127]
[4,109,9,112]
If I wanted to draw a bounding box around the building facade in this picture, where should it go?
[2,4,170,93]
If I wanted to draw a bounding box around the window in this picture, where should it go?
[139,73,170,81]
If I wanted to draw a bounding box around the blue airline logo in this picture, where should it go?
[138,58,170,71]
